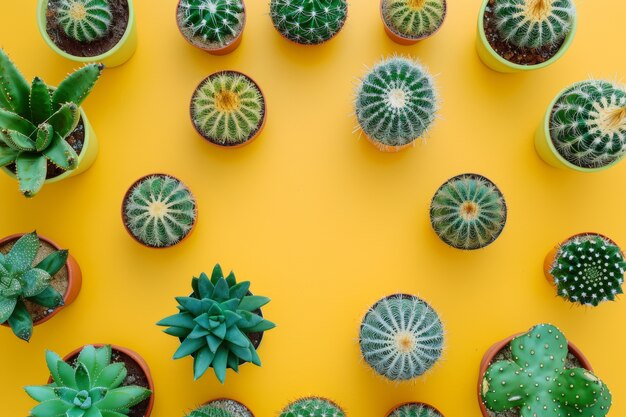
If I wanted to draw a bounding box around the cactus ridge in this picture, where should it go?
[279,397,345,417]
[178,0,245,48]
[56,0,113,42]
[382,0,446,39]
[270,0,348,45]
[388,403,443,417]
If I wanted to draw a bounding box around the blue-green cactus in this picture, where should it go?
[270,0,348,45]
[177,0,245,49]
[279,398,345,417]
[55,0,113,42]
[388,403,443,417]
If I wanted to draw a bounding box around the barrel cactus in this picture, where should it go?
[430,174,507,250]
[187,399,253,417]
[548,234,625,307]
[381,0,447,40]
[359,294,444,381]
[279,398,345,417]
[177,0,245,50]
[550,80,626,169]
[270,0,348,45]
[55,0,113,42]
[122,174,197,248]
[493,0,576,49]
[355,57,438,151]
[388,403,443,417]
[191,71,265,147]
[481,323,612,417]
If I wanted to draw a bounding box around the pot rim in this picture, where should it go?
[380,0,447,44]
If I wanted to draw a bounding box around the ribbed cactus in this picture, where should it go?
[493,0,576,49]
[178,0,245,49]
[430,174,507,250]
[123,174,197,248]
[481,324,612,417]
[388,403,442,417]
[550,80,626,169]
[191,71,265,146]
[55,0,113,42]
[549,234,625,307]
[382,0,446,39]
[270,0,348,45]
[187,400,253,417]
[359,294,444,381]
[355,57,438,150]
[279,398,345,417]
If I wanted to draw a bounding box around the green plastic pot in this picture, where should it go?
[475,0,577,73]
[37,0,137,67]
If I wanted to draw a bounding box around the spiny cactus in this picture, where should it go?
[55,0,113,42]
[430,174,507,250]
[355,57,438,150]
[0,232,67,341]
[178,0,245,49]
[359,294,444,381]
[549,234,625,307]
[493,0,576,49]
[279,398,345,417]
[0,49,102,197]
[388,403,442,417]
[189,410,232,417]
[187,399,254,417]
[191,71,265,146]
[382,0,446,39]
[270,0,348,45]
[157,264,276,383]
[123,174,197,248]
[481,324,612,417]
[550,80,626,169]
[25,345,152,417]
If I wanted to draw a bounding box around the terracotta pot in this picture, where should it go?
[198,398,254,416]
[386,402,444,417]
[380,0,447,45]
[477,332,593,417]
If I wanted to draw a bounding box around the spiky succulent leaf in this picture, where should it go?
[44,133,79,170]
[279,398,345,417]
[1,129,36,151]
[16,153,47,197]
[0,143,18,166]
[30,77,53,125]
[0,48,30,118]
[56,0,113,43]
[388,403,443,417]
[178,0,245,49]
[382,0,446,39]
[35,124,55,152]
[8,299,33,341]
[0,110,37,137]
[270,0,348,45]
[52,64,103,109]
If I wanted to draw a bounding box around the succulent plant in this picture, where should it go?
[0,232,67,341]
[270,0,348,45]
[481,323,612,417]
[191,71,265,146]
[177,0,245,49]
[550,80,626,169]
[359,294,444,381]
[157,264,276,383]
[279,398,345,417]
[355,57,438,150]
[123,174,197,248]
[55,0,113,42]
[0,48,102,197]
[430,174,507,250]
[493,0,576,49]
[388,403,442,417]
[382,0,446,39]
[549,234,625,307]
[24,345,152,417]
[187,400,253,417]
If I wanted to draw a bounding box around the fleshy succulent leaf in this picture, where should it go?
[16,152,47,197]
[44,133,79,171]
[0,48,30,117]
[22,268,52,297]
[24,385,58,402]
[30,77,53,125]
[30,399,72,417]
[8,299,33,341]
[35,123,55,152]
[30,287,64,308]
[0,143,18,166]
[1,128,35,151]
[0,107,37,136]
[0,296,17,323]
[35,249,68,276]
[95,386,151,410]
[6,231,40,272]
[94,363,127,390]
[239,295,270,311]
[47,103,79,138]
[52,64,103,109]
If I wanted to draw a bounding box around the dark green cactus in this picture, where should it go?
[55,0,113,42]
[388,403,442,417]
[481,324,612,417]
[177,0,245,49]
[382,0,446,39]
[279,398,345,417]
[270,0,348,45]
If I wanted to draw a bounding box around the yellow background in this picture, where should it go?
[1,1,625,416]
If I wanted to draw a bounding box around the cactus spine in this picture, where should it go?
[359,294,444,381]
[177,0,245,49]
[279,397,345,417]
[388,403,443,417]
[382,0,446,39]
[270,0,348,45]
[55,0,113,42]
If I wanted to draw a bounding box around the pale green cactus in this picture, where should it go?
[388,403,443,417]
[279,398,345,417]
[55,0,113,42]
[382,0,447,39]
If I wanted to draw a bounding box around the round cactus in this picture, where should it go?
[381,0,447,40]
[187,399,253,417]
[191,71,265,147]
[270,0,348,45]
[279,398,345,417]
[177,0,245,49]
[122,174,197,248]
[55,0,113,42]
[550,80,626,169]
[355,57,438,150]
[388,403,443,417]
[430,174,507,250]
[549,234,625,307]
[359,294,444,381]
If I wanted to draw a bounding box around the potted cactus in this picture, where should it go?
[355,57,439,152]
[270,0,348,45]
[157,264,276,383]
[187,399,254,417]
[387,403,444,417]
[380,0,447,45]
[430,174,507,250]
[279,398,345,417]
[25,344,154,417]
[476,0,577,73]
[0,232,81,342]
[544,233,625,306]
[535,80,626,172]
[359,294,444,381]
[190,71,266,148]
[37,0,138,67]
[121,173,198,248]
[479,323,612,417]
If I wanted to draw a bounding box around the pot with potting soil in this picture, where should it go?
[187,399,254,417]
[25,344,154,417]
[279,397,346,417]
[37,0,137,67]
[476,0,577,73]
[380,0,447,45]
[270,0,348,45]
[387,403,444,417]
[478,323,612,417]
[157,264,276,384]
[0,232,81,342]
[535,79,626,172]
